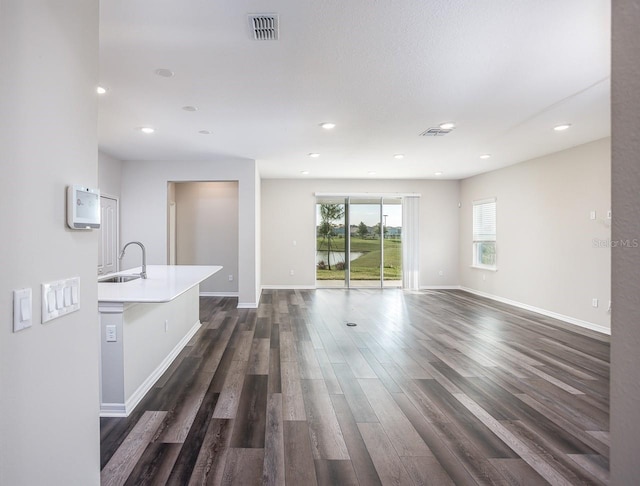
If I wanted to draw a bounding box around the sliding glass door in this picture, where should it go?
[316,197,347,288]
[316,196,402,288]
[348,198,382,286]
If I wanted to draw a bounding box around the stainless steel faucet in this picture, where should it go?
[119,241,147,279]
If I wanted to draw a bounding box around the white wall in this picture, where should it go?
[175,182,239,294]
[120,159,261,306]
[0,1,100,484]
[611,0,640,481]
[98,151,123,198]
[261,179,460,288]
[459,138,611,331]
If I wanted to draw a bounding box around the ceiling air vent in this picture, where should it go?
[249,14,279,40]
[419,127,453,137]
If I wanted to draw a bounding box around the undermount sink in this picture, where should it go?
[100,275,141,283]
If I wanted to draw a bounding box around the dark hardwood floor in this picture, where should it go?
[100,289,610,485]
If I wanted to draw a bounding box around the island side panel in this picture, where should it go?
[100,303,126,409]
[122,285,201,409]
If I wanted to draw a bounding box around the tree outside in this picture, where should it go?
[373,222,388,237]
[317,203,345,270]
[356,221,369,238]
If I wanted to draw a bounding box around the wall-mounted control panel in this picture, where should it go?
[67,185,100,229]
[41,277,80,323]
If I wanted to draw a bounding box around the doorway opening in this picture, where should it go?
[316,196,402,288]
[167,181,239,296]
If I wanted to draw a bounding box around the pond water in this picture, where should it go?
[316,251,363,266]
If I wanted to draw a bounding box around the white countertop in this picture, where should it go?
[98,265,222,303]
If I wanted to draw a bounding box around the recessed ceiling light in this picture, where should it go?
[434,171,443,176]
[554,124,571,131]
[308,153,320,158]
[182,106,198,112]
[394,154,405,160]
[368,171,377,176]
[198,130,211,135]
[300,170,310,175]
[319,122,336,130]
[439,122,456,130]
[155,68,174,78]
[480,154,491,159]
[96,86,107,94]
[140,127,155,134]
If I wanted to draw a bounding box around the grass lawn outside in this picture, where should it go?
[316,237,402,280]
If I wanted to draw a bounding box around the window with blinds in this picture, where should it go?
[472,198,496,269]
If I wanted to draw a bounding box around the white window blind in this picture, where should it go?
[473,198,496,242]
[402,196,420,290]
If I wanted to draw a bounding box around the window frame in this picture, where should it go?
[471,197,497,270]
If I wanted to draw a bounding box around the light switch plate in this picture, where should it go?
[13,288,32,332]
[42,277,80,323]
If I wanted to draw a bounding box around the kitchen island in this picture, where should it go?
[98,265,222,416]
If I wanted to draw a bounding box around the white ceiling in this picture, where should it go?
[98,0,610,180]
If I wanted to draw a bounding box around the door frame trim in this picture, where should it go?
[99,194,120,275]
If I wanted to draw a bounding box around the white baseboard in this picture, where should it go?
[237,302,259,309]
[200,291,239,297]
[100,320,202,417]
[420,285,462,290]
[236,287,263,309]
[100,402,127,416]
[261,285,316,290]
[459,287,611,335]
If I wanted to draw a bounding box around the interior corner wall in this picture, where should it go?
[260,179,460,288]
[98,151,124,198]
[611,0,640,482]
[119,159,260,307]
[0,1,101,484]
[459,138,611,331]
[174,182,239,294]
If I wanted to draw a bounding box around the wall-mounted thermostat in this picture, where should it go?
[67,185,100,229]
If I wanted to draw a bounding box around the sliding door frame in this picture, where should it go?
[316,192,417,289]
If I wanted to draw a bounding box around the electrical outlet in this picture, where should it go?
[592,298,598,308]
[228,274,233,281]
[438,270,444,276]
[290,269,294,276]
[590,210,597,220]
[106,325,117,342]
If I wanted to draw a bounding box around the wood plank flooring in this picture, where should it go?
[101,289,610,485]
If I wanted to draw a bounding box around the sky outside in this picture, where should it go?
[316,202,402,227]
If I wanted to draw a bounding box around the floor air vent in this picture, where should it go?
[419,127,453,136]
[249,14,279,40]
